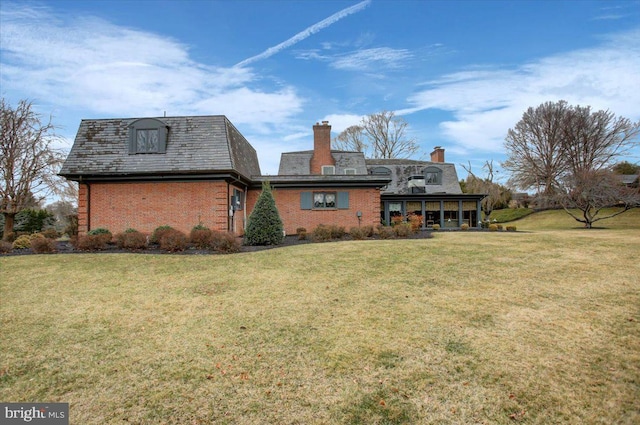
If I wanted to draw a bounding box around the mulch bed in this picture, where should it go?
[1,231,438,257]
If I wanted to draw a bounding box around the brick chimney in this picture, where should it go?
[310,121,334,174]
[430,146,445,163]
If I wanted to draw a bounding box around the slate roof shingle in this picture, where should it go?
[59,115,261,180]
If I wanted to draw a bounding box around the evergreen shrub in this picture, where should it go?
[244,182,284,246]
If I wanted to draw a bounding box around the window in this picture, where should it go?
[301,191,349,210]
[232,188,244,211]
[128,118,168,154]
[314,192,336,209]
[136,129,159,153]
[423,166,442,185]
[370,166,391,175]
[322,165,335,175]
[344,168,357,175]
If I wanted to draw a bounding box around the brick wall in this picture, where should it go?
[246,186,382,235]
[81,181,244,235]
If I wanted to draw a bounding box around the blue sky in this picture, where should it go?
[1,0,639,178]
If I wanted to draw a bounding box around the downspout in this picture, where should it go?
[87,183,90,232]
[227,182,231,232]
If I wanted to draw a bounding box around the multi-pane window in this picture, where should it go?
[314,192,336,209]
[136,129,159,153]
[424,167,442,184]
[128,118,168,154]
[321,165,335,175]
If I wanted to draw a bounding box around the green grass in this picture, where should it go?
[1,211,639,424]
[511,207,640,230]
[489,207,534,223]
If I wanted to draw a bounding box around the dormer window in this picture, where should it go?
[137,129,159,152]
[128,118,168,154]
[424,166,442,185]
[344,168,357,175]
[322,165,335,175]
[370,166,391,175]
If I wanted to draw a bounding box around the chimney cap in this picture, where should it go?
[433,146,442,150]
[322,120,329,125]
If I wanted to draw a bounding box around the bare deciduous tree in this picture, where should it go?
[503,100,640,228]
[503,100,569,202]
[1,98,65,240]
[462,160,511,222]
[332,124,366,153]
[333,111,420,159]
[556,105,640,227]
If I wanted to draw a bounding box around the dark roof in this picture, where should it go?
[278,150,369,175]
[60,115,260,180]
[365,159,463,195]
[252,174,391,188]
[618,174,639,186]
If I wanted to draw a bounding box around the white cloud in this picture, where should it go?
[330,47,413,71]
[401,28,640,154]
[320,113,364,133]
[0,4,301,128]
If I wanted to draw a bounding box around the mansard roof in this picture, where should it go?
[59,115,261,181]
[365,159,463,195]
[278,150,369,175]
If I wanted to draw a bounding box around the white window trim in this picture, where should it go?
[321,165,335,175]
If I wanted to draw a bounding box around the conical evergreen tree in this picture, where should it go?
[244,181,284,245]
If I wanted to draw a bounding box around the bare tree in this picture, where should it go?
[503,100,569,204]
[1,98,65,240]
[503,100,640,228]
[556,105,640,227]
[333,111,420,159]
[462,160,511,222]
[332,125,366,152]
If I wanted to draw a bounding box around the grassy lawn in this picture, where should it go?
[1,211,639,424]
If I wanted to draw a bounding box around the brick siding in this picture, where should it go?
[80,181,245,235]
[246,187,382,235]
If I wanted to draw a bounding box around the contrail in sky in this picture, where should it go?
[234,0,372,68]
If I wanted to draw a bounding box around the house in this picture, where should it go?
[617,174,639,189]
[59,116,260,236]
[60,116,484,236]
